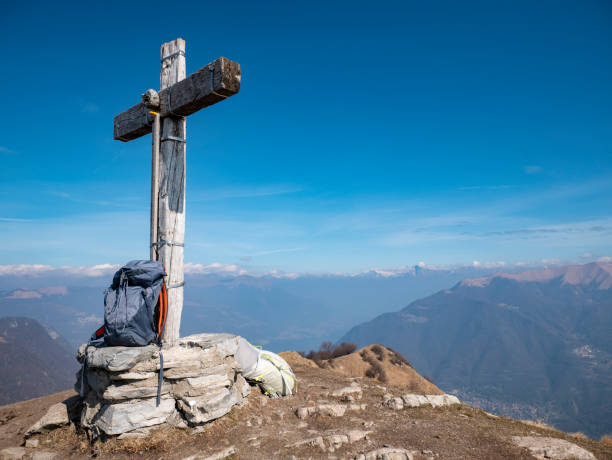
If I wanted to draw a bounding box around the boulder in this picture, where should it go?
[177,387,240,424]
[511,436,596,460]
[402,394,429,407]
[426,394,460,407]
[94,398,177,435]
[25,402,69,437]
[384,397,404,410]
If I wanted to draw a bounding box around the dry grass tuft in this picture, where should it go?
[361,350,388,383]
[569,431,590,440]
[520,419,556,431]
[600,434,612,446]
[371,344,385,361]
[301,341,357,365]
[99,427,194,455]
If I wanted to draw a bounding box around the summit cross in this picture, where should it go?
[113,38,241,345]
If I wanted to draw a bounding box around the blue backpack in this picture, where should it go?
[84,260,168,405]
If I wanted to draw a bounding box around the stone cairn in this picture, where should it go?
[75,333,251,436]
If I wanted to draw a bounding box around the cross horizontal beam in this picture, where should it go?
[113,57,241,142]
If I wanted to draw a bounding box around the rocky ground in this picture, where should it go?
[0,349,611,459]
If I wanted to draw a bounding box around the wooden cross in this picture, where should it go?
[113,38,241,345]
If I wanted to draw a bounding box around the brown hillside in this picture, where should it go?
[287,344,443,395]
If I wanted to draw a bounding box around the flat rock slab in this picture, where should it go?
[177,387,240,424]
[512,436,596,460]
[178,333,240,358]
[25,402,69,437]
[85,345,157,372]
[394,394,460,409]
[95,398,177,435]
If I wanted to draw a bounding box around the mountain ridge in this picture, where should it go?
[340,262,612,438]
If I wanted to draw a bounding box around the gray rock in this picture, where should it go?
[95,398,176,435]
[399,394,460,408]
[178,333,240,358]
[164,362,228,379]
[384,397,404,410]
[285,436,326,450]
[426,394,460,407]
[117,427,151,439]
[182,446,237,460]
[85,369,111,394]
[85,345,157,372]
[0,447,26,460]
[234,374,251,399]
[25,439,39,449]
[110,371,156,381]
[511,436,596,460]
[177,387,239,424]
[354,447,417,460]
[25,402,69,437]
[173,373,232,398]
[80,391,102,428]
[102,376,171,401]
[401,394,429,407]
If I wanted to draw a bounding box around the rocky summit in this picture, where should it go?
[0,345,611,459]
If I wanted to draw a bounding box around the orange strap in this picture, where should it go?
[157,282,168,338]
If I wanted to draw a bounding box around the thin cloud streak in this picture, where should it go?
[191,185,303,202]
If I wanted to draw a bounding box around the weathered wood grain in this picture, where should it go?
[157,38,186,346]
[149,113,160,261]
[113,57,241,142]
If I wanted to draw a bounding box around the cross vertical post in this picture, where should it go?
[113,39,241,346]
[158,38,186,345]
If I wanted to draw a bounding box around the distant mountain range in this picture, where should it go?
[340,262,612,438]
[0,264,508,353]
[0,317,76,405]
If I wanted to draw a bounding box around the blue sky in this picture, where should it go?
[1,0,611,274]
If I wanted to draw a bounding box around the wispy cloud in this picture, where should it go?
[191,185,303,202]
[0,146,17,155]
[81,102,100,113]
[243,247,305,259]
[0,264,120,277]
[47,190,128,208]
[457,185,513,191]
[524,165,542,174]
[0,217,32,222]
